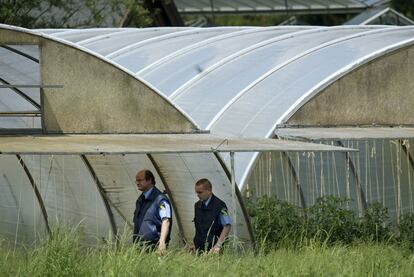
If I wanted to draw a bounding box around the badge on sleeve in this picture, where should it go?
[159,202,166,210]
[220,208,228,216]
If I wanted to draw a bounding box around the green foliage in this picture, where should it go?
[0,0,152,28]
[306,196,359,244]
[295,13,351,26]
[1,231,414,276]
[359,203,392,242]
[25,227,84,276]
[398,213,414,250]
[249,196,304,250]
[249,195,403,250]
[391,0,414,20]
[182,13,289,27]
[114,0,152,27]
[182,12,354,26]
[1,198,414,276]
[0,0,37,27]
[0,242,20,276]
[213,14,288,26]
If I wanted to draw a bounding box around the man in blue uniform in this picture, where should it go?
[133,169,171,255]
[193,178,231,253]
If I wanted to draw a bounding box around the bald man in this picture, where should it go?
[133,169,172,254]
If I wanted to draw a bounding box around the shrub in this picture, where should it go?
[248,195,405,249]
[305,196,359,245]
[398,213,414,250]
[359,203,392,243]
[249,196,304,250]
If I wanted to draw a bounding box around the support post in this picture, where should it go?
[336,141,368,213]
[230,151,237,244]
[81,155,118,239]
[16,155,51,234]
[147,154,187,245]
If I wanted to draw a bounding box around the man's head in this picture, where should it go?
[195,178,213,201]
[135,169,156,192]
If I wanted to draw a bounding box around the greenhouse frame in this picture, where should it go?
[1,24,414,247]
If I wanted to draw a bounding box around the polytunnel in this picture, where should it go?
[1,23,414,246]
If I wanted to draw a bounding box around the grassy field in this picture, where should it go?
[1,230,414,276]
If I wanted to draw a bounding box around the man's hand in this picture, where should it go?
[158,242,166,256]
[209,245,221,254]
[185,243,195,253]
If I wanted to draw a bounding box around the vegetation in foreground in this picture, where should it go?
[248,196,414,251]
[1,229,414,277]
[2,196,414,276]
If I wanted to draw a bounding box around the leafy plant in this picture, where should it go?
[0,0,152,28]
[249,196,304,250]
[398,213,414,250]
[359,203,392,243]
[248,195,399,249]
[305,196,359,245]
[391,0,414,20]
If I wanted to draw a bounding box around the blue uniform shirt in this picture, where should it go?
[204,195,231,226]
[143,187,171,219]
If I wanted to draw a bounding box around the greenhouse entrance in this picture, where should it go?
[0,133,352,247]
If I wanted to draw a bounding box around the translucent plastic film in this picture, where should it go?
[0,155,47,246]
[21,155,112,245]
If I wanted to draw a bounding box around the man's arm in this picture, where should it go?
[211,224,231,253]
[217,224,231,246]
[157,199,171,255]
[158,218,170,255]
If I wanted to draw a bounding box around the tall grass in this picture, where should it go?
[1,228,414,276]
[2,196,414,276]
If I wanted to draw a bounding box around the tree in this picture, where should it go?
[0,0,152,28]
[391,0,414,20]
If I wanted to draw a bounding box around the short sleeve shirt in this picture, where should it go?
[143,187,171,219]
[159,199,171,219]
[204,196,231,226]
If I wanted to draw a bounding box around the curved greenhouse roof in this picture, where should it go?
[2,24,414,185]
[33,25,414,187]
[1,24,414,246]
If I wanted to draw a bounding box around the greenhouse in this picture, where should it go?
[1,24,414,247]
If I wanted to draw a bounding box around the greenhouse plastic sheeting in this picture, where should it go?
[110,28,247,73]
[139,27,311,96]
[0,155,47,246]
[20,155,113,245]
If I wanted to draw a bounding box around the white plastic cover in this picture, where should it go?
[0,155,47,246]
[110,28,246,73]
[139,27,311,96]
[0,44,40,129]
[20,155,113,245]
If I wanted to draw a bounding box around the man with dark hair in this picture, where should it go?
[192,178,231,253]
[133,169,172,255]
